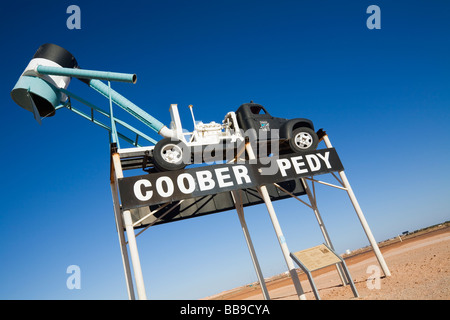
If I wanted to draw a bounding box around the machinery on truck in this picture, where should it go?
[11,43,318,172]
[153,102,318,171]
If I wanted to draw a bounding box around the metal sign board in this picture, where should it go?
[290,243,359,300]
[292,244,342,272]
[131,179,306,227]
[118,148,343,210]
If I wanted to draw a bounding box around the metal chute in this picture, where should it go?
[11,43,174,147]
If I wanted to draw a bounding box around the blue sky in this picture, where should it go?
[0,0,449,300]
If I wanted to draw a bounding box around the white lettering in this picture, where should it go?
[196,170,215,191]
[215,167,233,188]
[317,151,331,169]
[224,304,269,315]
[134,179,153,201]
[263,305,269,314]
[276,158,291,176]
[177,173,196,194]
[180,304,214,317]
[232,165,251,184]
[129,151,337,205]
[305,154,321,171]
[155,176,174,197]
[291,155,308,174]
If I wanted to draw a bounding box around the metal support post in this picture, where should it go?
[232,190,270,300]
[300,177,349,285]
[245,142,307,300]
[289,253,321,300]
[257,186,307,300]
[322,133,391,277]
[111,152,135,299]
[111,150,148,299]
[123,209,148,300]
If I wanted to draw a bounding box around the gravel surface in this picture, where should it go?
[205,226,450,300]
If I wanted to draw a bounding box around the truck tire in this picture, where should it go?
[289,127,318,153]
[153,138,188,171]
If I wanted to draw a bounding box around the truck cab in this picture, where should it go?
[235,102,318,154]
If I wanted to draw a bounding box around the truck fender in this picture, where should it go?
[280,119,315,140]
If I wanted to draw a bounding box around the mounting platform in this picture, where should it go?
[109,130,391,300]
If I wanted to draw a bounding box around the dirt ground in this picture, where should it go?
[204,225,450,300]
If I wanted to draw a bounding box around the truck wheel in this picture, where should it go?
[289,127,318,153]
[153,138,188,171]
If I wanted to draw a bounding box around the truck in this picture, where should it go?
[152,102,318,171]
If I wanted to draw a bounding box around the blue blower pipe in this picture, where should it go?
[36,65,137,84]
[87,79,165,134]
[11,43,170,136]
[35,64,165,133]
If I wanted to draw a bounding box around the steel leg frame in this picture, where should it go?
[111,152,147,300]
[246,142,307,300]
[321,133,391,277]
[274,180,349,286]
[300,178,349,286]
[232,190,271,300]
[108,130,390,300]
[290,243,359,300]
[257,185,307,300]
[289,253,321,300]
[123,209,147,300]
[110,172,135,300]
[111,148,274,301]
